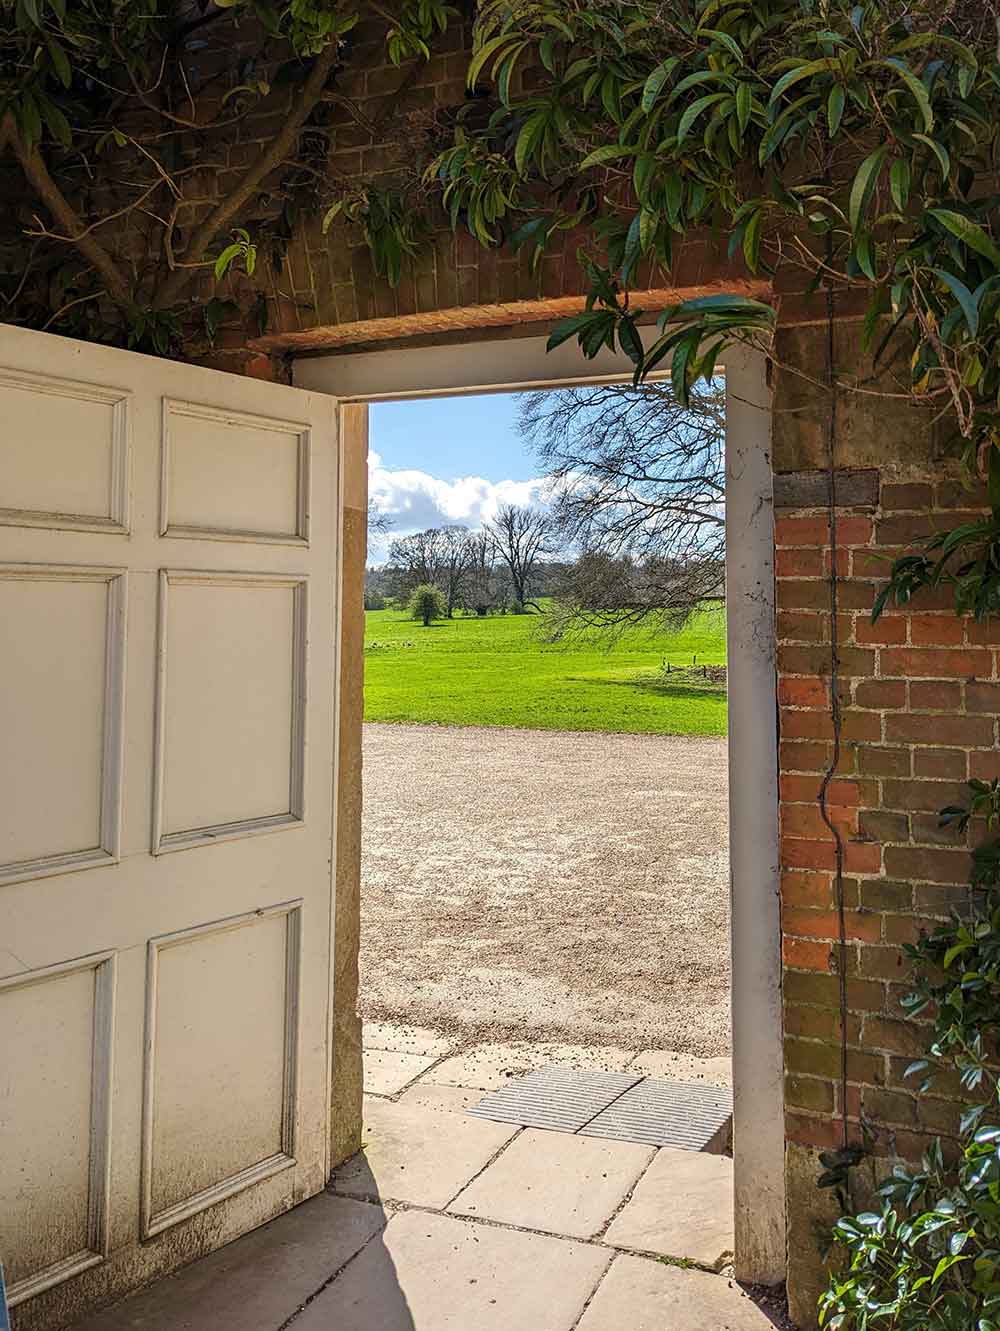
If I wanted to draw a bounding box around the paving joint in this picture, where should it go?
[273,1208,393,1331]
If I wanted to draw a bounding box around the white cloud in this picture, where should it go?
[367,450,550,562]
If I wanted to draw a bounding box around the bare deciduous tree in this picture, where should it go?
[463,531,498,614]
[518,379,725,634]
[436,525,477,618]
[367,501,393,558]
[484,504,552,611]
[387,524,474,617]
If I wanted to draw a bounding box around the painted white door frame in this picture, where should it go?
[294,333,784,1286]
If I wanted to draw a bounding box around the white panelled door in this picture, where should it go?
[0,326,340,1326]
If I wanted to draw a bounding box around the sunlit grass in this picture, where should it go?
[363,602,727,735]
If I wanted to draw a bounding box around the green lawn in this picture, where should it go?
[364,604,728,735]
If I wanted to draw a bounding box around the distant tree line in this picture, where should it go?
[366,503,562,618]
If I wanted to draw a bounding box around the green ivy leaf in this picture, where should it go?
[826,84,845,136]
[932,268,979,337]
[928,210,1000,268]
[849,145,889,235]
[876,57,935,133]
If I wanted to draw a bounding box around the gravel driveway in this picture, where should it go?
[360,723,731,1058]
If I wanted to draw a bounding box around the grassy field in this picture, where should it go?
[364,603,727,735]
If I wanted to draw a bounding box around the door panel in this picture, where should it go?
[0,326,339,1328]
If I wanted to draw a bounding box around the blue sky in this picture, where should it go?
[370,392,536,481]
[367,391,547,561]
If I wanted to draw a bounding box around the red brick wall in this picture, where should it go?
[776,479,996,1162]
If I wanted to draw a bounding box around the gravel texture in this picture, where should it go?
[360,723,732,1058]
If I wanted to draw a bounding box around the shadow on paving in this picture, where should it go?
[72,1183,414,1331]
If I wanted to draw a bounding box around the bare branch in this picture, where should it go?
[153,43,339,310]
[3,114,131,307]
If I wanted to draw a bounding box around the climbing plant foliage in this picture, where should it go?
[425,0,1000,618]
[0,0,458,351]
[818,784,1000,1329]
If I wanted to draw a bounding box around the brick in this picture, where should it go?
[784,1004,862,1042]
[852,548,903,579]
[785,1112,863,1151]
[782,836,882,874]
[915,1097,962,1136]
[885,713,994,747]
[914,748,967,780]
[909,614,965,647]
[909,680,962,711]
[891,1130,962,1163]
[857,746,911,777]
[784,970,885,1012]
[825,547,850,577]
[915,883,974,916]
[880,483,933,510]
[775,515,831,547]
[782,868,837,908]
[779,644,876,676]
[777,611,828,643]
[857,943,908,980]
[966,619,1000,647]
[776,547,823,578]
[779,675,829,708]
[966,681,1000,713]
[936,479,988,509]
[782,802,856,840]
[783,907,881,944]
[780,775,865,805]
[777,579,831,611]
[911,812,968,846]
[970,751,1000,781]
[880,647,993,679]
[782,708,836,740]
[858,810,909,844]
[858,879,913,911]
[841,712,884,743]
[881,779,968,813]
[888,1056,963,1099]
[855,615,906,645]
[854,679,907,709]
[780,740,836,774]
[785,1038,883,1084]
[783,936,835,971]
[883,915,932,945]
[875,513,948,544]
[786,1074,836,1113]
[883,844,970,884]
[860,1016,928,1058]
[861,1087,919,1127]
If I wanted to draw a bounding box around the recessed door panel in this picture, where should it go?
[0,369,129,532]
[0,953,114,1304]
[143,905,300,1236]
[0,567,125,883]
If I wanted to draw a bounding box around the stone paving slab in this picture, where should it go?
[293,1209,613,1331]
[364,1048,440,1096]
[73,1194,385,1331]
[399,1081,486,1113]
[331,1090,518,1209]
[576,1255,776,1331]
[363,1021,453,1058]
[604,1147,734,1269]
[426,1042,636,1091]
[449,1127,655,1239]
[627,1049,732,1087]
